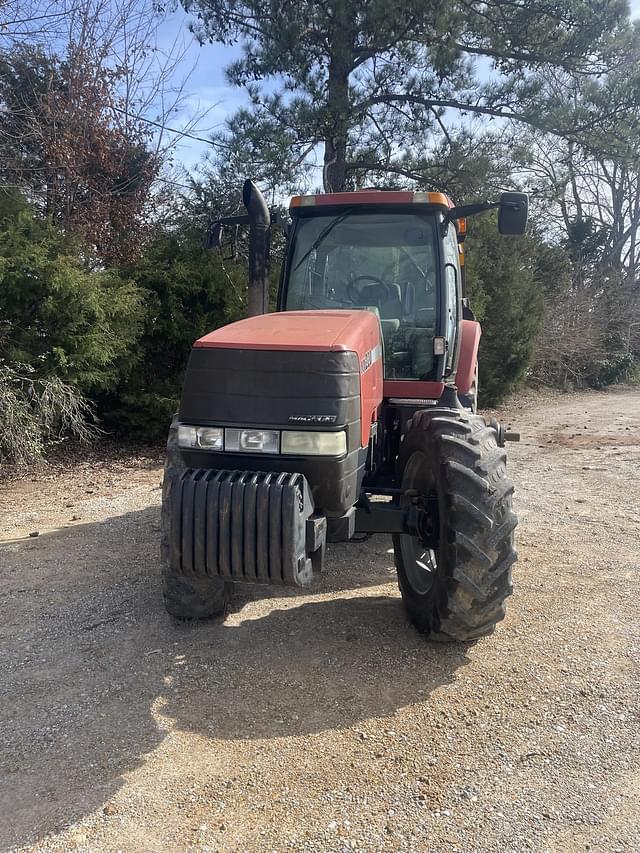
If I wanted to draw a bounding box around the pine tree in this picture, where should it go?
[183,0,638,191]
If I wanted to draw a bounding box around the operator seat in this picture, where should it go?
[354,281,403,356]
[377,282,403,344]
[383,283,438,379]
[408,288,437,377]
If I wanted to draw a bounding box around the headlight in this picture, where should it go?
[281,430,347,456]
[177,424,347,457]
[225,428,280,454]
[177,425,223,450]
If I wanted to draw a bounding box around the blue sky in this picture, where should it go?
[154,9,242,170]
[159,1,640,173]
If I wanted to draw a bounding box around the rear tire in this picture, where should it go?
[393,409,516,641]
[160,419,232,621]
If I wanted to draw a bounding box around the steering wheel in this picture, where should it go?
[347,275,394,305]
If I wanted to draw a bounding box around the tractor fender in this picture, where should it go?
[456,319,481,395]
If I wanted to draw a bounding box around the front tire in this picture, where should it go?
[160,418,232,621]
[161,567,231,621]
[393,409,516,641]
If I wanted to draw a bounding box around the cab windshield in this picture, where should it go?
[285,212,439,380]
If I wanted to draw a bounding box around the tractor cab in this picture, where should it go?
[282,191,462,393]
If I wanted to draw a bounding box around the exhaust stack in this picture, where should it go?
[206,178,272,317]
[243,179,271,316]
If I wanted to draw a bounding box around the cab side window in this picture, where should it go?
[443,223,460,368]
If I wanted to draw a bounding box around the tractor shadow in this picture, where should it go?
[0,505,470,849]
[161,593,471,742]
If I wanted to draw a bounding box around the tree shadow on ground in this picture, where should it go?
[0,506,470,849]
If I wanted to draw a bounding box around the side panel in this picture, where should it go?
[356,319,384,447]
[383,380,445,400]
[455,319,481,395]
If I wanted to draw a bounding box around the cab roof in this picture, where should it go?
[289,189,454,213]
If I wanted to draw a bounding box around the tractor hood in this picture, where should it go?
[182,309,383,457]
[195,309,380,356]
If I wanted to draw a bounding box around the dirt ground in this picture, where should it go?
[1,388,639,853]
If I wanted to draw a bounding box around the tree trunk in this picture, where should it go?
[324,131,348,193]
[323,4,352,193]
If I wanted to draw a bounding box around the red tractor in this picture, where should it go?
[161,182,526,641]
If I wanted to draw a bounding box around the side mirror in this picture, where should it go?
[206,221,238,260]
[206,221,223,249]
[498,192,528,236]
[220,226,238,261]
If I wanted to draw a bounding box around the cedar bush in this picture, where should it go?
[0,362,98,468]
[100,226,247,439]
[0,193,144,393]
[0,192,143,465]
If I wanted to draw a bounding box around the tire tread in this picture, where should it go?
[394,409,516,642]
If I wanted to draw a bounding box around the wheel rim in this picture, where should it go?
[400,536,438,595]
[399,450,440,596]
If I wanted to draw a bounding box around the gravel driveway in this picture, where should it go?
[1,388,639,853]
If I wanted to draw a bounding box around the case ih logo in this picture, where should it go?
[288,414,337,424]
[360,344,382,374]
[360,350,373,372]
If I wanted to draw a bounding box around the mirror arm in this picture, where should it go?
[206,211,290,247]
[270,209,291,236]
[443,198,526,235]
[442,201,499,236]
[448,201,501,221]
[210,213,251,230]
[206,214,252,250]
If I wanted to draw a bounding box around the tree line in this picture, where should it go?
[1,0,639,467]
